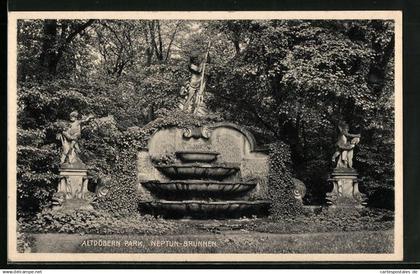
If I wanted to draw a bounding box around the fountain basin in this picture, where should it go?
[141,180,256,199]
[175,151,219,163]
[139,200,271,219]
[155,164,240,180]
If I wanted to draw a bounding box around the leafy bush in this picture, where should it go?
[16,228,34,253]
[19,207,393,236]
[267,142,304,218]
[17,128,61,215]
[20,209,181,235]
[241,208,394,234]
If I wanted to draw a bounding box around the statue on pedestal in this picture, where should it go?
[326,122,367,207]
[53,111,97,210]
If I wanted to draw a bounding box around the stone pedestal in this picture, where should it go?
[326,168,367,208]
[53,166,95,210]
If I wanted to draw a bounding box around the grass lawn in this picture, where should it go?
[18,208,394,254]
[28,229,393,254]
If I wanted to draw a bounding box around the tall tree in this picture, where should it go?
[39,19,95,75]
[94,20,144,77]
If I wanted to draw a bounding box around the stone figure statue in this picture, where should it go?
[332,122,361,169]
[292,178,306,204]
[179,44,211,116]
[57,111,94,166]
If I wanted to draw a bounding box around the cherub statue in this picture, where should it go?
[332,122,361,169]
[57,111,94,165]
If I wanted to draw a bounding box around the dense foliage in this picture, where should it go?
[244,207,394,234]
[267,142,303,218]
[19,209,181,235]
[16,19,395,216]
[19,207,393,236]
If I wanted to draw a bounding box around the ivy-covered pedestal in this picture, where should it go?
[326,168,367,208]
[52,162,96,210]
[52,111,97,210]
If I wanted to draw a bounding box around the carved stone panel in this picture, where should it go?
[148,128,177,158]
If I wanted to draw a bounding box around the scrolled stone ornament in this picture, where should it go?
[56,176,73,199]
[326,192,338,206]
[182,127,211,139]
[95,176,111,198]
[96,185,110,198]
[353,192,368,206]
[201,126,212,139]
[292,178,306,203]
[51,192,66,208]
[83,192,97,202]
[182,128,193,139]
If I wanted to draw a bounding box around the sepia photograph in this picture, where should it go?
[7,11,403,262]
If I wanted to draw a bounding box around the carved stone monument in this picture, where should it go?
[179,46,211,117]
[293,178,307,205]
[137,122,271,219]
[326,122,367,207]
[52,111,96,210]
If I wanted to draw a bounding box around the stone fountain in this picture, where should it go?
[137,122,271,219]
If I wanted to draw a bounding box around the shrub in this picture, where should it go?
[20,209,181,235]
[16,220,35,253]
[17,128,61,215]
[267,141,304,218]
[239,207,394,234]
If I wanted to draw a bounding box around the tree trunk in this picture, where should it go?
[149,20,163,63]
[232,32,241,55]
[144,28,153,66]
[39,20,58,75]
[164,22,181,62]
[157,21,163,61]
[39,19,94,76]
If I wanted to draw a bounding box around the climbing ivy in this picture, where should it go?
[89,110,303,217]
[267,141,304,218]
[93,110,224,215]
